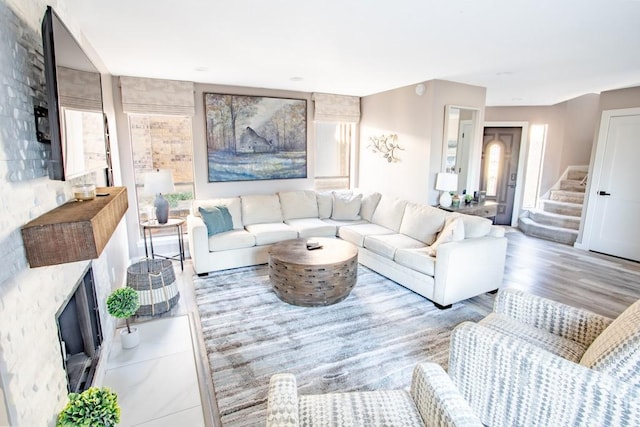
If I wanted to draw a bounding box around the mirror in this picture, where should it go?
[443,105,480,194]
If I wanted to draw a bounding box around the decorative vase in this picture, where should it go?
[120,328,140,349]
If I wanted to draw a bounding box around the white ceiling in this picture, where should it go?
[64,0,640,106]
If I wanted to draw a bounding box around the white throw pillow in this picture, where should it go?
[331,192,362,220]
[316,191,333,219]
[358,192,382,222]
[425,217,465,256]
[449,213,492,238]
[278,190,319,219]
[241,194,283,225]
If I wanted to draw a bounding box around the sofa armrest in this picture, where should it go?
[266,374,299,427]
[187,214,210,275]
[410,363,483,427]
[449,322,640,426]
[493,288,613,347]
[433,236,507,306]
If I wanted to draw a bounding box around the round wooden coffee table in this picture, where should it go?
[268,238,358,307]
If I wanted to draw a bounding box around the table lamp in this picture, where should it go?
[435,172,458,208]
[144,169,175,224]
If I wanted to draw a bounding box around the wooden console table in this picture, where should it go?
[438,201,498,221]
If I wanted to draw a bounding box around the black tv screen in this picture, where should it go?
[41,6,109,182]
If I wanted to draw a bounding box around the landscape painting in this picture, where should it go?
[204,93,307,182]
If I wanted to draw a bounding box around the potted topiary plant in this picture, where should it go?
[57,386,120,427]
[107,287,140,349]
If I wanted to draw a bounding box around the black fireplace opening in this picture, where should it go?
[56,266,103,393]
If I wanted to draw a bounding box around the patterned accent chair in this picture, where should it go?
[449,288,640,426]
[266,362,483,426]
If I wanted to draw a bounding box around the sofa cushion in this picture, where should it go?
[399,203,447,245]
[316,191,333,219]
[285,218,336,238]
[208,229,256,252]
[580,299,640,386]
[241,194,283,225]
[332,192,362,220]
[371,197,408,232]
[357,191,382,222]
[426,217,464,256]
[448,213,492,238]
[198,206,233,236]
[244,223,298,245]
[279,190,319,220]
[394,248,436,276]
[193,197,243,229]
[364,233,425,260]
[480,313,588,362]
[339,223,395,247]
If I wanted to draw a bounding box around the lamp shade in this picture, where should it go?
[435,172,458,192]
[143,169,175,195]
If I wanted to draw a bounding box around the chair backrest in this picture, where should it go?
[580,299,640,387]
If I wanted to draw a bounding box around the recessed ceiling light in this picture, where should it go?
[194,66,208,72]
[290,76,304,82]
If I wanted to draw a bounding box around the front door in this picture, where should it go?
[480,127,522,225]
[588,111,640,261]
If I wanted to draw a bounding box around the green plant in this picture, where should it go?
[164,191,193,208]
[57,387,120,427]
[465,194,474,202]
[106,287,140,333]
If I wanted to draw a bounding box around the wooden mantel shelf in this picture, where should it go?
[21,187,128,268]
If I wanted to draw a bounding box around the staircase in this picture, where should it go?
[518,166,588,245]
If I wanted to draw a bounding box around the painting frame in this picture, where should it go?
[204,93,308,182]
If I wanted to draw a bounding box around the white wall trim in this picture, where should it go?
[577,107,640,251]
[484,121,529,226]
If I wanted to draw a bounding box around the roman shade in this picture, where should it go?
[57,66,103,112]
[312,92,360,123]
[120,76,195,115]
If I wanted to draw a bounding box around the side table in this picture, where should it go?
[438,201,498,223]
[141,217,185,271]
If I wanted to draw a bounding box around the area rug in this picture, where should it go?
[194,265,488,426]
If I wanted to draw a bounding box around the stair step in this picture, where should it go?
[529,209,580,229]
[560,179,586,192]
[542,200,583,217]
[519,217,578,245]
[550,190,585,204]
[567,168,588,181]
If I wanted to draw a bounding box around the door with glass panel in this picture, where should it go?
[480,127,522,225]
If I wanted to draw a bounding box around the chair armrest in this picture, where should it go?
[449,322,640,426]
[266,374,299,427]
[493,288,613,346]
[410,363,483,427]
[187,214,210,275]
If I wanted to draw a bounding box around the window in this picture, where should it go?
[314,122,354,190]
[485,142,503,197]
[129,114,194,235]
[522,124,548,209]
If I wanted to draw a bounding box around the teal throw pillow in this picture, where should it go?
[199,206,233,236]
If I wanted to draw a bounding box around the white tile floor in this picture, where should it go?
[104,316,205,427]
[102,260,216,426]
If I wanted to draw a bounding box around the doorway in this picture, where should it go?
[481,127,522,225]
[582,109,640,261]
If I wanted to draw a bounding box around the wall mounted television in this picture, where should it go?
[41,6,111,183]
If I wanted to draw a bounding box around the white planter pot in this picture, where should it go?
[120,327,140,349]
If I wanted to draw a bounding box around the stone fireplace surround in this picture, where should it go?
[0,0,131,424]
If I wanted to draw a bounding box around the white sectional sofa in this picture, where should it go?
[187,190,507,308]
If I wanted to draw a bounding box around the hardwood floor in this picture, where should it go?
[493,228,640,318]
